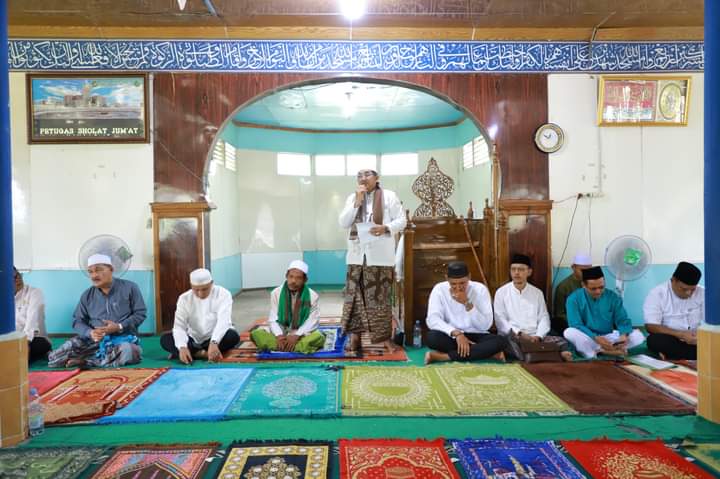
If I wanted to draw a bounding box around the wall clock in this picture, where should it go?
[534,123,565,153]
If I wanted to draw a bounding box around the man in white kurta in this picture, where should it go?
[14,266,51,362]
[339,169,406,353]
[425,261,506,364]
[494,255,571,361]
[251,260,325,354]
[160,268,239,364]
[643,261,704,360]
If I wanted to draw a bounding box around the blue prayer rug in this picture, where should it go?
[97,368,253,423]
[451,439,586,479]
[256,326,348,359]
[227,367,339,417]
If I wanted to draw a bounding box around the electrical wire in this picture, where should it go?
[551,195,581,294]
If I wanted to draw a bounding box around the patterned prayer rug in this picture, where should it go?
[29,369,80,395]
[0,447,104,479]
[97,367,252,423]
[685,443,720,476]
[622,364,697,405]
[342,365,573,416]
[562,439,715,479]
[451,439,586,479]
[216,442,330,479]
[226,367,339,417]
[41,368,168,424]
[435,364,574,415]
[340,438,459,478]
[89,444,216,479]
[342,366,455,416]
[522,362,696,415]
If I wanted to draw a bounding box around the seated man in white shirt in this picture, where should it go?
[251,260,325,354]
[494,255,572,362]
[424,261,506,364]
[14,266,51,363]
[160,268,239,364]
[643,261,704,360]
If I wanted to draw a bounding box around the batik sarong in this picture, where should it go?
[48,335,141,368]
[341,263,394,343]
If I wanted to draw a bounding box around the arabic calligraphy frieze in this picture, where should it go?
[8,40,704,73]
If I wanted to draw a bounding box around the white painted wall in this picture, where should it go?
[10,72,154,271]
[207,160,241,260]
[548,73,704,267]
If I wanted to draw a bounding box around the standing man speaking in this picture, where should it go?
[339,168,406,353]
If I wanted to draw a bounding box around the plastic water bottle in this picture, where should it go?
[413,320,422,348]
[28,387,44,437]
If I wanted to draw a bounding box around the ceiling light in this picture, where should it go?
[339,0,366,20]
[177,0,187,10]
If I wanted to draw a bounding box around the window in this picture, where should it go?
[381,153,418,176]
[277,152,311,176]
[212,140,225,166]
[462,140,474,169]
[462,136,491,169]
[315,155,346,176]
[473,136,490,165]
[346,154,377,176]
[224,143,237,171]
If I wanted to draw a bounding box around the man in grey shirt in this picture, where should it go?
[48,253,147,368]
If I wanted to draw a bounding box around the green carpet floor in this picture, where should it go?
[27,336,720,450]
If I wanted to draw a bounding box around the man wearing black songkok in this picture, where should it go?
[424,261,506,364]
[643,261,704,359]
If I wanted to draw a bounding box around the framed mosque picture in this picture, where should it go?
[597,76,691,126]
[26,73,149,143]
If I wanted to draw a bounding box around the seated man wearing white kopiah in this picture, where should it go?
[48,254,146,368]
[160,268,240,364]
[424,261,506,364]
[564,266,645,358]
[251,260,325,354]
[494,254,572,361]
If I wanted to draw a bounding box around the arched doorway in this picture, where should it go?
[152,72,549,332]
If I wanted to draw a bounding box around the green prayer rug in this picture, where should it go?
[342,366,455,416]
[686,443,720,475]
[227,367,340,417]
[0,447,104,479]
[436,364,575,415]
[342,364,574,416]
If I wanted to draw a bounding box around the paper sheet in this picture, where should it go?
[356,222,383,245]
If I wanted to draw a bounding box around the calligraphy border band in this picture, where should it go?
[9,40,704,73]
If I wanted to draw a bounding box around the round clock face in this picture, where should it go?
[534,124,564,153]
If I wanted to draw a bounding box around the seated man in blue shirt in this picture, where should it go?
[563,266,645,358]
[48,254,147,368]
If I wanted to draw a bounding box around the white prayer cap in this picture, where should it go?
[189,268,213,286]
[287,260,309,275]
[88,254,113,268]
[572,252,592,266]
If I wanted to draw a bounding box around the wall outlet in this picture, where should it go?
[579,192,603,198]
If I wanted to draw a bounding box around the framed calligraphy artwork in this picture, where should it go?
[26,73,149,143]
[598,75,691,126]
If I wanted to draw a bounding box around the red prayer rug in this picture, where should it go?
[41,368,167,424]
[562,439,715,478]
[89,444,216,479]
[29,368,80,395]
[340,438,460,478]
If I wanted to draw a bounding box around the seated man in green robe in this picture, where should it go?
[251,260,325,354]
